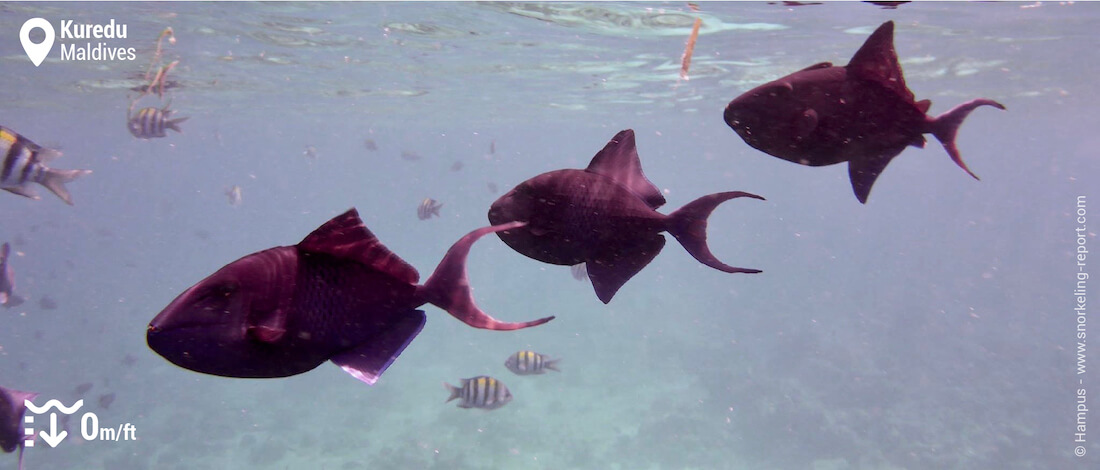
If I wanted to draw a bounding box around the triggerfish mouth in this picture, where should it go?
[147,208,553,385]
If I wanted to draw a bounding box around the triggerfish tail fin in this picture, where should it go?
[667,191,765,274]
[420,221,554,331]
[40,168,92,205]
[930,98,1005,181]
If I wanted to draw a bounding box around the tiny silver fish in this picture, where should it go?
[304,145,319,160]
[1,127,91,205]
[364,139,378,151]
[0,243,24,308]
[505,350,561,376]
[225,185,242,206]
[128,105,188,139]
[400,150,421,161]
[444,376,512,410]
[417,198,442,220]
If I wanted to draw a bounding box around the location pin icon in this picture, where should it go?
[20,18,55,67]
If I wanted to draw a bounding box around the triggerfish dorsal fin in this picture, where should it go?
[298,208,420,285]
[419,222,554,331]
[847,21,914,103]
[584,129,667,210]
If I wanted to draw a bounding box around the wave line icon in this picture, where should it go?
[24,399,83,415]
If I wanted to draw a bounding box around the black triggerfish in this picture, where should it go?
[724,21,1005,203]
[1,385,38,470]
[489,129,763,304]
[147,209,554,386]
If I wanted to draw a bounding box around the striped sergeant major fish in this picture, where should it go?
[1,126,92,205]
[444,376,512,410]
[127,104,188,139]
[505,350,561,375]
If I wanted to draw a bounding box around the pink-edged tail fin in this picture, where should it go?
[667,191,765,274]
[930,98,1005,180]
[420,221,555,331]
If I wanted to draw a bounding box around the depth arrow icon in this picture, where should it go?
[39,413,67,448]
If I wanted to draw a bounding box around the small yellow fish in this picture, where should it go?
[444,376,512,410]
[505,350,561,375]
[417,198,442,220]
[225,185,242,206]
[128,105,187,139]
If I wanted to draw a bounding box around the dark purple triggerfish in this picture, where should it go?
[488,129,763,304]
[1,385,38,470]
[147,209,553,385]
[723,21,1005,203]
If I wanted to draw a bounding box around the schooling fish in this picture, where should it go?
[147,209,553,386]
[225,185,242,206]
[0,243,25,308]
[444,376,512,410]
[1,127,91,205]
[723,21,1004,203]
[488,129,764,304]
[505,350,560,375]
[127,105,188,139]
[1,385,37,470]
[417,198,443,220]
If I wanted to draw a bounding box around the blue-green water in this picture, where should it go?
[0,2,1095,469]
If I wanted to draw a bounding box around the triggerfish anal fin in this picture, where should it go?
[584,129,667,210]
[847,21,914,102]
[587,234,666,304]
[419,222,554,330]
[298,208,420,285]
[331,310,426,385]
[848,149,903,204]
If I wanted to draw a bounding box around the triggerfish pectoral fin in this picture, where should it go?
[930,98,1006,181]
[666,191,765,273]
[420,221,554,330]
[587,235,665,304]
[331,310,426,385]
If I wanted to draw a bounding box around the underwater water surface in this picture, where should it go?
[0,2,1096,469]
